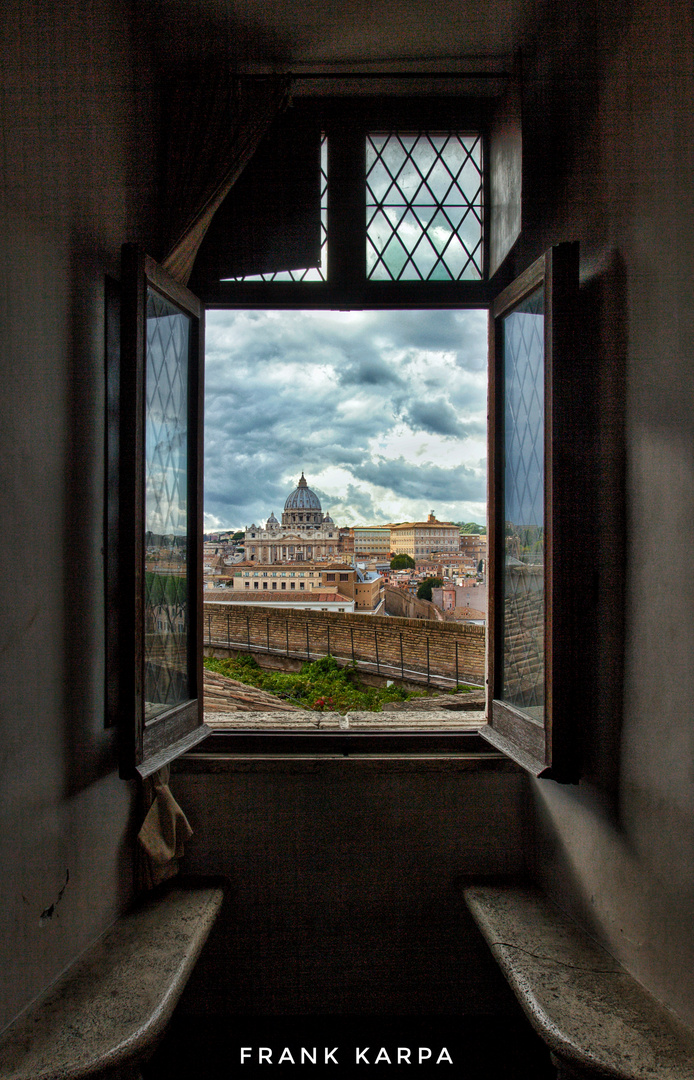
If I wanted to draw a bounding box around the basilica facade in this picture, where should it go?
[245,473,341,564]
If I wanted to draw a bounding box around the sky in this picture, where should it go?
[204,308,487,532]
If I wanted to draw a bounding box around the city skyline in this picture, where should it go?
[204,308,487,532]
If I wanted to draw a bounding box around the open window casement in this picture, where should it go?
[188,110,324,292]
[118,245,209,779]
[484,242,582,783]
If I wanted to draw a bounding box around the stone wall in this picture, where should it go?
[383,585,444,621]
[204,602,485,684]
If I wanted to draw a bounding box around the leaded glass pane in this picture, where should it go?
[144,289,190,720]
[501,287,545,721]
[366,133,483,281]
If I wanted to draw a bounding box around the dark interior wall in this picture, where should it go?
[0,1,159,1032]
[172,759,530,1016]
[511,0,694,1025]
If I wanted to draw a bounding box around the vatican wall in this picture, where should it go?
[203,602,485,684]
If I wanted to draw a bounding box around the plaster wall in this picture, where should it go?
[171,758,530,1016]
[512,0,694,1027]
[0,1,159,1031]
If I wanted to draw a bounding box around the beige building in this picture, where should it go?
[353,526,391,560]
[208,590,356,613]
[245,473,343,564]
[230,561,384,612]
[459,533,487,569]
[337,527,354,557]
[390,513,460,560]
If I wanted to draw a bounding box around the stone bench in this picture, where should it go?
[464,883,694,1080]
[0,878,225,1080]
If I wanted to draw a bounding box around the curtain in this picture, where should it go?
[162,72,291,286]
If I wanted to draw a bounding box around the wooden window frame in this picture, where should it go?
[484,242,581,782]
[117,244,209,779]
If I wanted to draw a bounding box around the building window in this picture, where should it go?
[254,582,259,589]
[263,582,268,589]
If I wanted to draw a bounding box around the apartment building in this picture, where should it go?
[230,562,383,612]
[352,526,392,561]
[390,513,460,559]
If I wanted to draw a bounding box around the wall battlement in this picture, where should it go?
[204,602,485,684]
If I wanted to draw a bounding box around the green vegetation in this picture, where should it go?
[416,576,443,601]
[145,571,186,605]
[457,522,486,534]
[232,531,244,541]
[203,653,422,712]
[390,553,415,570]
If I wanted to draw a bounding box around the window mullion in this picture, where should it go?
[327,119,366,293]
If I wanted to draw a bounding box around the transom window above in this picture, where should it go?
[366,134,483,282]
[213,119,485,293]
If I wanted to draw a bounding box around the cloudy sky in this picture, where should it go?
[204,308,487,532]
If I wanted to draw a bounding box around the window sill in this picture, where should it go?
[172,723,524,775]
[173,751,520,775]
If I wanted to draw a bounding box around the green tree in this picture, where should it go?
[232,531,244,541]
[416,576,443,601]
[460,522,486,534]
[390,553,415,570]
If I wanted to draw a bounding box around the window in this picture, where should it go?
[486,244,580,782]
[191,98,491,310]
[366,134,483,282]
[116,245,207,779]
[193,100,576,757]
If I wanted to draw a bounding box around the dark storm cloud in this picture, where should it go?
[338,354,405,387]
[352,456,485,504]
[370,309,487,372]
[405,398,465,437]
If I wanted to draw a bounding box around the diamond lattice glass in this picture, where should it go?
[366,133,483,281]
[144,289,190,719]
[501,287,545,719]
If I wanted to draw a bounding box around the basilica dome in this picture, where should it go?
[284,472,322,512]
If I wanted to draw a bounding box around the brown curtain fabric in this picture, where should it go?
[162,72,291,286]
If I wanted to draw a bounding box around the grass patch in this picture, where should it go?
[204,653,425,713]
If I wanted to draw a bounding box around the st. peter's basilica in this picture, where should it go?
[244,473,339,563]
